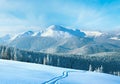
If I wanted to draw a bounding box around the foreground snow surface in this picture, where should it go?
[0,59,120,84]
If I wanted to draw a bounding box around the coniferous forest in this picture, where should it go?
[0,45,120,76]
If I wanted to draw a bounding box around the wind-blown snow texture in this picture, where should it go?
[0,59,119,84]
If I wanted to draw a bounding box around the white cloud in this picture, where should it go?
[71,7,109,30]
[0,0,120,36]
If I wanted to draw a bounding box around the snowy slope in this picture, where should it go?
[0,59,120,84]
[7,25,90,53]
[0,34,11,44]
[1,25,120,54]
[110,34,120,41]
[110,37,120,40]
[83,30,103,37]
[41,25,85,38]
[10,31,34,40]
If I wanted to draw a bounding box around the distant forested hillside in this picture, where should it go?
[0,45,120,76]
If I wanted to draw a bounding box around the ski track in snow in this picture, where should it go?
[42,71,75,84]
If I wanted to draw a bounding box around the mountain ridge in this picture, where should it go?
[0,25,120,55]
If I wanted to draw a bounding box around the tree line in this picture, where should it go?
[0,45,120,76]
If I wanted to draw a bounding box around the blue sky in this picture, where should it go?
[0,0,120,35]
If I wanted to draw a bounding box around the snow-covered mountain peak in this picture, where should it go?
[32,31,42,37]
[18,30,34,37]
[110,37,120,40]
[47,25,64,31]
[41,28,71,38]
[10,31,34,41]
[21,31,34,36]
[83,31,103,37]
[0,34,11,42]
[41,25,85,38]
[1,25,120,55]
[0,34,11,39]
